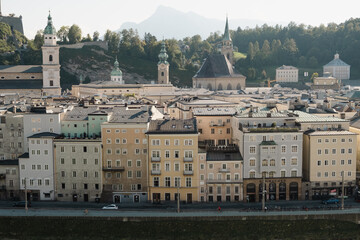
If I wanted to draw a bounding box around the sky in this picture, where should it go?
[2,0,360,39]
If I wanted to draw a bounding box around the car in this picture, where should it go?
[102,204,118,210]
[322,198,340,204]
[13,201,31,207]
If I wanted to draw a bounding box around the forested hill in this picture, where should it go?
[1,18,360,89]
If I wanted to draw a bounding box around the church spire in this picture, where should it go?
[223,16,231,41]
[158,40,169,65]
[44,11,56,35]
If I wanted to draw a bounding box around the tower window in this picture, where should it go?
[161,72,164,76]
[49,37,52,39]
[49,55,53,62]
[50,80,54,86]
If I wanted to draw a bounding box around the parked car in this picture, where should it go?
[102,204,118,210]
[322,198,340,204]
[13,201,31,207]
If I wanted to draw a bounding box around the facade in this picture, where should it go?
[199,145,243,202]
[19,133,58,201]
[158,41,170,84]
[147,119,199,203]
[312,73,340,90]
[302,131,357,199]
[276,65,298,83]
[192,54,246,91]
[0,112,24,160]
[323,53,350,80]
[193,107,236,146]
[0,160,20,200]
[100,107,152,203]
[110,58,123,83]
[232,111,303,202]
[54,139,102,202]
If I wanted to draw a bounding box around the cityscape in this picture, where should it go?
[1,0,360,239]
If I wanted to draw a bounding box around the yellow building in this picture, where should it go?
[147,119,199,203]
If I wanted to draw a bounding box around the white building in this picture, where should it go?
[23,108,61,151]
[276,65,298,83]
[323,53,350,80]
[19,133,59,201]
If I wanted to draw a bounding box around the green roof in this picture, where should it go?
[158,40,169,65]
[223,16,231,41]
[44,12,56,35]
[111,57,122,76]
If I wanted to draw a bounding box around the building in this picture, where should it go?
[0,160,20,200]
[19,132,59,201]
[199,145,243,202]
[157,41,170,84]
[100,106,160,203]
[147,119,199,203]
[218,17,233,64]
[0,1,24,34]
[312,72,340,90]
[192,54,246,91]
[232,111,303,202]
[0,13,61,96]
[276,65,298,83]
[54,138,102,202]
[323,53,350,80]
[193,107,236,146]
[0,111,24,160]
[110,58,123,84]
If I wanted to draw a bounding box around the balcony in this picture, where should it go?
[218,168,230,173]
[151,170,161,175]
[151,157,161,162]
[102,167,125,171]
[183,170,193,175]
[210,122,225,127]
[183,157,193,162]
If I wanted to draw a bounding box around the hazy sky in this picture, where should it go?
[2,0,360,39]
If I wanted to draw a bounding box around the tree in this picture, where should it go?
[104,30,120,54]
[247,42,255,61]
[33,30,44,49]
[261,40,270,55]
[68,24,82,44]
[308,56,318,67]
[311,72,319,81]
[57,26,69,43]
[93,31,99,41]
[247,68,256,80]
[82,34,92,42]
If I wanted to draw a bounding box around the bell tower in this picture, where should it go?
[42,12,61,96]
[220,16,234,64]
[157,40,169,84]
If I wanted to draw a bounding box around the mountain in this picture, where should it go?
[117,5,284,40]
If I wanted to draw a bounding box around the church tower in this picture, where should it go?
[220,16,234,64]
[41,12,61,96]
[157,40,169,84]
[111,57,123,84]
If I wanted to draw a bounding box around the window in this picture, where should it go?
[249,159,255,166]
[122,138,127,144]
[332,172,336,177]
[317,172,321,177]
[262,159,268,166]
[165,139,170,146]
[281,170,286,177]
[324,149,329,154]
[317,139,322,143]
[341,139,345,143]
[165,177,171,187]
[165,150,170,158]
[72,158,76,165]
[209,164,213,169]
[317,161,321,166]
[135,138,140,144]
[72,171,77,177]
[174,177,180,187]
[281,158,286,166]
[317,149,321,155]
[291,146,298,153]
[349,138,353,143]
[348,159,352,164]
[186,177,192,187]
[324,172,328,177]
[341,160,345,165]
[174,139,179,146]
[270,159,275,166]
[332,149,336,154]
[60,146,65,152]
[135,149,140,155]
[153,177,159,187]
[184,139,193,146]
[348,172,352,177]
[61,171,65,177]
[72,183,77,190]
[291,158,297,165]
[127,171,132,178]
[136,160,141,167]
[249,171,255,178]
[95,159,99,165]
[127,160,132,167]
[174,163,180,171]
[165,162,170,171]
[174,151,179,158]
[281,146,286,153]
[115,138,120,144]
[211,129,215,134]
[136,171,142,178]
[234,173,239,180]
[324,160,328,166]
[249,146,256,154]
[94,147,99,153]
[72,146,76,152]
[348,149,353,154]
[84,171,88,178]
[152,139,160,146]
[341,149,345,154]
[332,160,336,165]
[45,179,50,186]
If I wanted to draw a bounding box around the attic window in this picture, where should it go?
[31,76,35,79]
[16,76,20,79]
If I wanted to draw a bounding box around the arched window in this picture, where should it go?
[262,159,268,166]
[161,71,164,76]
[49,55,53,62]
[218,83,223,90]
[236,83,241,90]
[270,159,275,166]
[207,83,212,91]
[50,80,54,86]
[227,83,232,90]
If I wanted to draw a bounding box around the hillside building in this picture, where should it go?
[323,53,350,80]
[276,65,298,83]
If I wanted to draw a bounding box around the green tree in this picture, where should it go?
[57,26,69,43]
[33,30,44,49]
[261,40,270,55]
[68,24,82,44]
[311,72,319,81]
[93,31,99,41]
[247,42,255,61]
[247,68,256,80]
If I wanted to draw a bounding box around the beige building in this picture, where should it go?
[199,145,243,202]
[147,119,199,203]
[312,73,340,90]
[100,106,160,203]
[193,107,236,146]
[276,65,298,83]
[0,111,24,160]
[54,139,102,202]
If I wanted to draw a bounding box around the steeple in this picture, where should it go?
[223,16,231,41]
[158,40,169,65]
[157,40,170,84]
[44,11,56,35]
[111,57,123,83]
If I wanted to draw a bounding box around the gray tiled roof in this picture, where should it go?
[109,107,150,123]
[193,107,236,116]
[324,58,350,67]
[147,119,197,134]
[306,130,356,136]
[0,65,42,73]
[277,65,298,70]
[194,54,245,78]
[294,110,347,123]
[63,106,99,121]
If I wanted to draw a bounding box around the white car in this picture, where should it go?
[102,204,118,210]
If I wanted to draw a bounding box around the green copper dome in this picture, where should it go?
[44,12,56,35]
[158,40,169,65]
[111,57,122,76]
